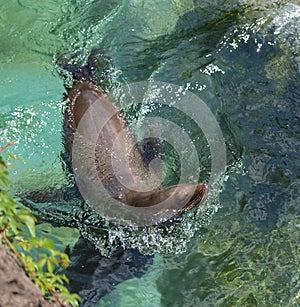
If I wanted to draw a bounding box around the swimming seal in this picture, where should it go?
[63,80,208,215]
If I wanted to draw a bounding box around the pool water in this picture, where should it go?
[0,0,299,306]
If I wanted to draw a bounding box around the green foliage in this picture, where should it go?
[0,147,81,306]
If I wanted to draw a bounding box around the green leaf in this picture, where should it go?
[37,257,47,271]
[5,153,17,160]
[16,238,29,251]
[39,238,54,250]
[47,259,55,274]
[17,213,36,237]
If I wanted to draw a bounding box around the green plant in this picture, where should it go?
[0,142,81,306]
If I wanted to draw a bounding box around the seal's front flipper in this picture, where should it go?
[17,185,82,226]
[19,185,81,204]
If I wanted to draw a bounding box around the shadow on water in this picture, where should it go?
[64,238,153,307]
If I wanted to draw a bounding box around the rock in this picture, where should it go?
[0,243,60,307]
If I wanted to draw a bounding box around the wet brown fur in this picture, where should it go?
[63,81,208,212]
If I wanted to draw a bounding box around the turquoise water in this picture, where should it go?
[0,0,300,306]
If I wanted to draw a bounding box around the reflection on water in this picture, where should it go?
[0,0,299,306]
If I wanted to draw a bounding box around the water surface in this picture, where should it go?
[0,0,299,306]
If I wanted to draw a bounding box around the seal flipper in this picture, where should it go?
[17,185,82,225]
[55,48,113,85]
[20,185,80,204]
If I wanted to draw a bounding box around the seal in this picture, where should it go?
[18,53,209,304]
[63,80,208,214]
